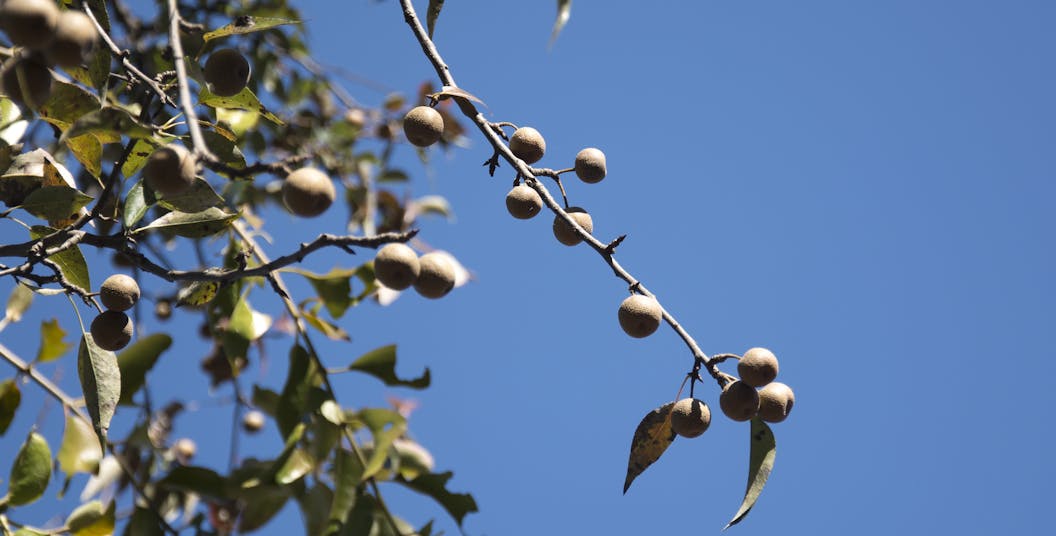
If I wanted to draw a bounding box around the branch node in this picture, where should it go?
[604,235,627,254]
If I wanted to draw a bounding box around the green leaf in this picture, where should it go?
[4,282,34,325]
[66,44,111,93]
[277,345,321,439]
[252,386,279,417]
[203,16,300,41]
[6,431,52,506]
[302,307,350,341]
[393,439,435,480]
[199,86,284,125]
[66,498,115,536]
[38,81,102,131]
[117,334,171,405]
[326,449,364,534]
[276,448,313,485]
[355,408,406,481]
[725,418,777,529]
[300,483,334,536]
[133,207,239,238]
[57,414,103,478]
[30,226,91,292]
[284,267,355,319]
[377,169,408,183]
[121,180,153,229]
[20,186,93,223]
[623,402,676,493]
[176,280,220,307]
[36,318,72,363]
[0,97,28,145]
[77,334,121,447]
[345,345,430,389]
[64,134,104,178]
[395,471,478,526]
[237,483,291,532]
[0,379,20,435]
[426,0,445,38]
[549,0,572,48]
[158,466,228,499]
[156,177,224,213]
[121,139,157,179]
[221,295,254,368]
[202,130,246,174]
[63,107,155,141]
[123,507,165,536]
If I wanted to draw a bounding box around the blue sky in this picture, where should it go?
[2,1,1055,535]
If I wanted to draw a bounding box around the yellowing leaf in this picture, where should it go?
[725,418,777,529]
[4,282,34,325]
[203,16,300,41]
[20,186,93,224]
[36,318,72,362]
[66,499,116,536]
[176,280,220,307]
[58,415,103,477]
[30,226,91,292]
[198,86,284,125]
[623,402,676,493]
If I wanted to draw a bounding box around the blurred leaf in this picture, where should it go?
[222,296,254,368]
[66,45,111,93]
[121,139,157,179]
[725,418,777,529]
[203,16,300,41]
[202,130,246,174]
[326,448,364,534]
[395,471,478,526]
[393,439,435,480]
[63,107,155,141]
[302,308,351,341]
[345,345,430,389]
[299,482,333,536]
[64,134,104,178]
[623,401,676,493]
[30,226,90,292]
[0,379,20,435]
[0,97,28,145]
[123,507,165,536]
[66,498,115,536]
[176,280,220,307]
[77,334,121,447]
[4,282,33,324]
[122,180,153,229]
[20,186,92,223]
[428,86,485,107]
[276,448,313,485]
[356,408,406,481]
[426,0,445,37]
[345,491,378,536]
[284,267,355,319]
[238,483,291,532]
[158,466,228,499]
[134,207,239,238]
[549,0,572,48]
[38,81,102,131]
[58,415,103,479]
[117,334,171,405]
[377,169,408,183]
[277,345,321,439]
[6,431,51,506]
[36,318,72,363]
[252,386,279,417]
[199,86,284,125]
[408,195,453,221]
[156,178,224,213]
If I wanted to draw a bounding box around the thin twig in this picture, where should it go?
[83,3,175,108]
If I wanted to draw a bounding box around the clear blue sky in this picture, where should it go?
[2,1,1055,535]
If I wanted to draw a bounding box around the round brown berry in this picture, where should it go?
[574,147,607,184]
[617,294,662,338]
[670,398,711,438]
[1,56,52,109]
[509,127,546,164]
[282,167,335,218]
[99,274,140,312]
[505,184,542,220]
[552,207,592,246]
[738,347,779,387]
[719,380,760,422]
[143,144,196,196]
[90,310,133,351]
[203,48,250,97]
[757,382,795,423]
[374,243,420,291]
[403,106,444,147]
[413,252,456,299]
[0,0,59,49]
[47,10,97,68]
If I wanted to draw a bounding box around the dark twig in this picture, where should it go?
[83,3,175,108]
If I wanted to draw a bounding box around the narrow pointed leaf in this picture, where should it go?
[77,334,121,447]
[426,0,445,37]
[156,178,224,213]
[30,226,90,292]
[623,402,676,493]
[199,86,284,125]
[221,297,254,366]
[237,484,290,532]
[300,483,334,536]
[346,345,430,389]
[66,499,115,536]
[7,432,52,506]
[176,280,220,307]
[122,180,153,229]
[394,472,478,526]
[0,379,20,435]
[203,16,300,41]
[327,448,364,534]
[133,207,238,238]
[302,308,350,341]
[725,418,777,529]
[117,334,172,405]
[549,0,572,48]
[58,414,103,477]
[277,345,320,439]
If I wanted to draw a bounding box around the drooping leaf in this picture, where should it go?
[66,44,111,93]
[549,0,572,48]
[77,334,121,447]
[66,498,115,536]
[116,334,172,405]
[276,448,313,485]
[156,177,224,213]
[284,267,355,319]
[252,386,279,417]
[0,379,21,435]
[176,280,220,307]
[354,408,406,481]
[237,483,291,532]
[38,81,102,131]
[345,345,430,389]
[201,130,246,174]
[121,139,158,179]
[326,448,364,535]
[133,207,239,238]
[157,466,228,499]
[63,106,155,141]
[276,345,321,439]
[725,418,777,529]
[20,186,93,223]
[302,307,351,341]
[6,431,52,506]
[265,422,306,484]
[203,16,300,41]
[29,226,91,292]
[64,134,104,178]
[427,86,486,107]
[426,0,445,38]
[199,86,284,125]
[221,296,254,368]
[623,401,676,493]
[395,471,478,526]
[122,180,153,229]
[58,414,103,478]
[4,282,34,325]
[300,483,334,536]
[36,318,72,363]
[123,507,165,536]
